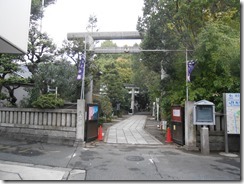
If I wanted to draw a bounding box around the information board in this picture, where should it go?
[196,106,214,122]
[224,93,240,134]
[193,100,215,125]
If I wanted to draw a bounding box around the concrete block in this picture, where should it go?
[200,126,210,155]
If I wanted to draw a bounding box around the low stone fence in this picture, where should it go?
[0,108,77,145]
[196,113,240,152]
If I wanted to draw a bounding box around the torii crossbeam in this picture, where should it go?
[67,31,142,40]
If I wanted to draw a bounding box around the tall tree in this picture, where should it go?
[137,0,240,118]
[24,22,56,75]
[101,63,127,108]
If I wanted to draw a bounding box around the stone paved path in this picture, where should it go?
[104,115,162,145]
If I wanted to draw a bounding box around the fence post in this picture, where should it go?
[184,101,198,150]
[76,99,85,144]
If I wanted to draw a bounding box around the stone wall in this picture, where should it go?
[196,113,240,152]
[0,108,77,145]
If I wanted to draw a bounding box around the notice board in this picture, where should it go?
[224,93,240,134]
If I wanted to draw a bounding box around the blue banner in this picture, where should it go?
[77,54,86,80]
[187,60,196,82]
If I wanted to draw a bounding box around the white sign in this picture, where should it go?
[173,109,181,117]
[224,93,240,134]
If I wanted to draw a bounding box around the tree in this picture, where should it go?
[86,14,99,32]
[0,54,30,106]
[33,60,78,101]
[131,58,161,109]
[24,22,56,75]
[30,0,56,21]
[191,22,240,111]
[0,0,57,106]
[101,63,127,109]
[137,0,240,119]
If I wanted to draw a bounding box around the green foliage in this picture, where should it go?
[30,0,56,21]
[32,93,64,109]
[0,92,7,100]
[19,87,40,108]
[95,45,134,110]
[100,96,113,119]
[0,54,32,105]
[132,60,161,103]
[137,0,240,119]
[32,60,78,101]
[191,22,240,111]
[101,63,127,107]
[25,23,56,75]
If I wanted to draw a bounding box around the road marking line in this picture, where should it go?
[149,159,154,164]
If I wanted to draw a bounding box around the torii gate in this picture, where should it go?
[67,31,142,53]
[68,31,142,143]
[67,31,142,107]
[68,31,196,150]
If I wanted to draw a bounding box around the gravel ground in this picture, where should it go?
[144,116,166,144]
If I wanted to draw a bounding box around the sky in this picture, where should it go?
[42,0,144,48]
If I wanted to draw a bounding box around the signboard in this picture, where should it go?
[195,106,214,122]
[171,106,184,145]
[171,106,183,123]
[193,100,215,125]
[85,104,99,142]
[88,105,99,120]
[224,93,240,134]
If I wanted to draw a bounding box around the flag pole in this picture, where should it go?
[81,36,87,99]
[186,48,189,102]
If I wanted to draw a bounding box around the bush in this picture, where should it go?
[32,93,64,109]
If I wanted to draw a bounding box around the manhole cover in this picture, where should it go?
[126,156,144,161]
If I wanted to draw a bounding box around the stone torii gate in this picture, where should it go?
[67,31,142,105]
[67,31,142,53]
[68,31,196,151]
[68,31,142,143]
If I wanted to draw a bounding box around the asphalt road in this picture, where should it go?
[0,114,241,181]
[0,137,240,181]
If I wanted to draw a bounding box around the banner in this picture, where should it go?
[187,60,196,82]
[77,54,86,80]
